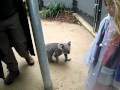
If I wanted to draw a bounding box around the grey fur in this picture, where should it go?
[46,41,71,62]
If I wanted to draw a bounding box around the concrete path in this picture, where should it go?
[0,17,94,90]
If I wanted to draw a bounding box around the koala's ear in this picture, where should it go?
[68,41,71,46]
[58,43,64,50]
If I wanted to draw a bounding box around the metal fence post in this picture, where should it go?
[26,0,53,90]
[72,0,78,12]
[37,0,43,10]
[93,0,102,32]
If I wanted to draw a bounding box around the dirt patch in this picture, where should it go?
[41,11,81,25]
[55,11,80,24]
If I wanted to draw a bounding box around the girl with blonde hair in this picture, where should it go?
[84,0,120,90]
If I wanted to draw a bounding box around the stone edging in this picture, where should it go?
[73,13,96,37]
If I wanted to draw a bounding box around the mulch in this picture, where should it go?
[42,11,81,25]
[55,11,80,24]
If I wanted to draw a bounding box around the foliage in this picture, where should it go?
[41,3,66,18]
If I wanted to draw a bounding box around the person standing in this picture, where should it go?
[84,0,120,90]
[0,0,35,85]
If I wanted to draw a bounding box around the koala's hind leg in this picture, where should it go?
[47,54,54,63]
[64,54,71,62]
[53,53,59,62]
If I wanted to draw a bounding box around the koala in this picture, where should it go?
[46,41,71,63]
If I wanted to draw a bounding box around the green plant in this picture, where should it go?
[41,2,66,18]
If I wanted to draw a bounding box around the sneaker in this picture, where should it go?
[4,70,20,85]
[25,55,34,65]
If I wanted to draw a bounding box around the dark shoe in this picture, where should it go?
[4,70,20,85]
[25,55,34,65]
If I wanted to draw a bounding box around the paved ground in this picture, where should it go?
[0,19,94,90]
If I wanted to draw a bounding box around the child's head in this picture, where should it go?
[104,0,120,34]
[104,0,115,16]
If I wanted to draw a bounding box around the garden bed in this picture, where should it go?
[55,11,80,24]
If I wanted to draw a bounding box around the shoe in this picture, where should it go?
[4,70,20,85]
[25,55,34,65]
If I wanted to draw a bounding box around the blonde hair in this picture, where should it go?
[104,0,120,38]
[113,0,120,34]
[104,0,114,6]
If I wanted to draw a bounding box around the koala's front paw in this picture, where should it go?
[65,59,71,62]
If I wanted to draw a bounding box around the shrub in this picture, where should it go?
[41,2,66,18]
